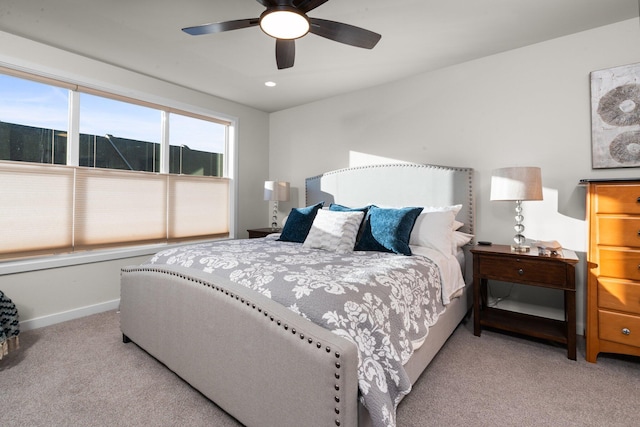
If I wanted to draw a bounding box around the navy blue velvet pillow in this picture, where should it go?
[329,203,369,214]
[354,206,423,255]
[278,202,324,243]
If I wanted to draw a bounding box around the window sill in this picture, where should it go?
[0,238,231,276]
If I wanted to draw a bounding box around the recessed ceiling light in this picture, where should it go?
[265,81,276,87]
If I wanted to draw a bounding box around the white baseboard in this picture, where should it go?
[19,299,121,331]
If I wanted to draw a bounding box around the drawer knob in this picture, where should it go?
[518,268,524,275]
[622,328,631,336]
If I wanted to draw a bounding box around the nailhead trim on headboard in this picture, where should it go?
[305,163,475,237]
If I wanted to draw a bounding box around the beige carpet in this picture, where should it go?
[1,310,638,426]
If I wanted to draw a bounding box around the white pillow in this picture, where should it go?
[303,209,365,253]
[409,209,457,255]
[421,204,462,214]
[453,231,474,252]
[423,205,464,230]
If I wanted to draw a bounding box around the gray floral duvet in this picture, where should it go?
[148,235,447,427]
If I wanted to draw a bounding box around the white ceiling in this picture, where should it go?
[0,0,637,112]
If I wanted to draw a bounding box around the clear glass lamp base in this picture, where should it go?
[511,201,529,252]
[271,201,279,230]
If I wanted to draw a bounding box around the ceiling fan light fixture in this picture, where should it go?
[260,6,310,40]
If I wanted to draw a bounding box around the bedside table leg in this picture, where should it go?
[473,277,483,336]
[566,289,577,360]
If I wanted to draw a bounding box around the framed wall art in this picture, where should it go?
[591,62,640,169]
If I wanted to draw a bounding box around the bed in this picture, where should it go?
[120,163,475,427]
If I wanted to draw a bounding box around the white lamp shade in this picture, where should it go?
[490,167,543,201]
[264,181,290,202]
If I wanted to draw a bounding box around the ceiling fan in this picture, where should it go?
[182,0,382,70]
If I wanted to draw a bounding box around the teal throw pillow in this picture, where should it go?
[329,203,370,214]
[354,206,423,255]
[278,202,324,243]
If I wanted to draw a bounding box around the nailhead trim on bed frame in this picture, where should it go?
[122,266,346,427]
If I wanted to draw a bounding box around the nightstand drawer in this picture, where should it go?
[598,278,640,315]
[595,184,640,214]
[599,310,640,347]
[599,249,640,280]
[597,217,640,247]
[478,255,568,287]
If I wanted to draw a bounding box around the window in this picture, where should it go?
[79,93,161,172]
[0,69,232,260]
[169,113,225,176]
[0,75,69,164]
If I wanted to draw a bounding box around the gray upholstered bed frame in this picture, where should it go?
[120,163,474,427]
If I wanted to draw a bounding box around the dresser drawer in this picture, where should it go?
[595,184,640,214]
[598,248,640,280]
[597,217,640,247]
[599,309,640,348]
[598,278,640,315]
[478,255,568,288]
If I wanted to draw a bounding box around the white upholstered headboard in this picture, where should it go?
[305,163,475,236]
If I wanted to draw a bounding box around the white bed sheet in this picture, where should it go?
[407,245,466,353]
[410,245,466,305]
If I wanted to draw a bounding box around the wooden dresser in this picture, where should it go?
[584,179,640,362]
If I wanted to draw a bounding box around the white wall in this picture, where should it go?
[269,19,640,334]
[0,31,270,328]
[5,19,640,332]
[3,256,150,330]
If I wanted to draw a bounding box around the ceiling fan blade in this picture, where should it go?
[256,0,278,6]
[275,39,295,69]
[294,0,329,13]
[309,18,381,49]
[182,18,259,36]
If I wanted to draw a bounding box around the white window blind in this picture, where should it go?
[169,175,229,239]
[0,162,230,259]
[74,168,167,247]
[0,161,73,257]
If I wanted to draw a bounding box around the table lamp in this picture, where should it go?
[264,180,290,230]
[490,167,543,252]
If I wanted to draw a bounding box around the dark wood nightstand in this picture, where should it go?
[471,244,579,360]
[247,228,281,239]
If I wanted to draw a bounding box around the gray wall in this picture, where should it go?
[269,19,640,334]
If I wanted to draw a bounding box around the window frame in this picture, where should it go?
[0,65,238,273]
